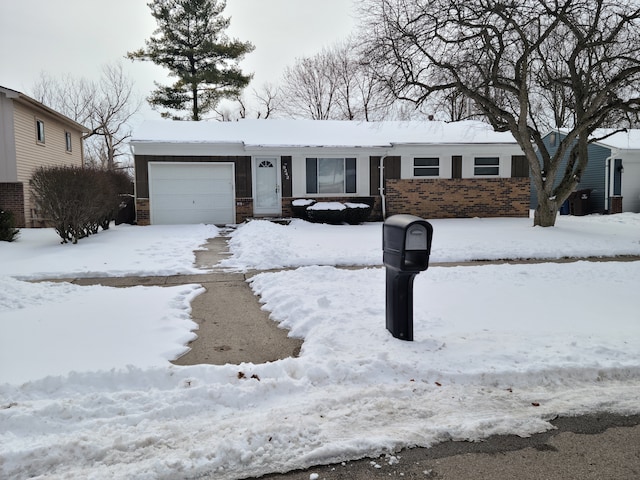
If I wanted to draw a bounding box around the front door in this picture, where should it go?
[253,157,282,216]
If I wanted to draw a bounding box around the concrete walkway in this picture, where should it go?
[65,234,303,366]
[174,236,303,365]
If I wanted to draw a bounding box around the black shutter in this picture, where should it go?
[346,158,356,193]
[306,158,317,193]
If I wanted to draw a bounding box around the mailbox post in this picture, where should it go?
[382,215,433,341]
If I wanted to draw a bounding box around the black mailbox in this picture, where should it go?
[383,215,433,341]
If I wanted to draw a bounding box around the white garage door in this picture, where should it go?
[149,162,235,225]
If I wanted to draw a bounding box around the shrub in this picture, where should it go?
[30,166,133,244]
[306,202,347,224]
[291,199,316,220]
[0,209,19,242]
[343,202,372,224]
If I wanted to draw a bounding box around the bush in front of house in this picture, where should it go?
[298,200,373,225]
[306,202,348,224]
[291,199,316,220]
[30,166,133,244]
[0,209,19,242]
[343,202,373,225]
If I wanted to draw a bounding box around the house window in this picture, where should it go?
[36,119,45,144]
[306,157,356,194]
[474,157,499,176]
[413,157,439,177]
[65,132,72,152]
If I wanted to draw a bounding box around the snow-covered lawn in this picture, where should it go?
[220,213,640,269]
[1,214,639,479]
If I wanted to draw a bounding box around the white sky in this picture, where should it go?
[0,0,357,119]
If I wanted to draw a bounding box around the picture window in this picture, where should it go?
[306,157,356,194]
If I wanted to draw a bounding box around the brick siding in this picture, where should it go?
[235,198,253,223]
[385,178,530,219]
[609,196,623,214]
[135,198,150,226]
[0,182,26,228]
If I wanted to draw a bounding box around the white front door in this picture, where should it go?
[253,157,281,216]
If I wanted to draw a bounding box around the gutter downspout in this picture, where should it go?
[604,155,613,213]
[379,154,388,219]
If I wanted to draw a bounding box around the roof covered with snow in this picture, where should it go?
[592,128,640,150]
[553,127,640,150]
[131,119,518,147]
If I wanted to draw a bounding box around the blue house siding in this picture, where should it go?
[532,132,610,213]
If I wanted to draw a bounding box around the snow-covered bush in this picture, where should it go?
[301,201,373,224]
[291,199,316,220]
[343,202,372,224]
[306,202,347,224]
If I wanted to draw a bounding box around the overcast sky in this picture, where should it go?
[0,0,358,120]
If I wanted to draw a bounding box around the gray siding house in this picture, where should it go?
[535,129,640,214]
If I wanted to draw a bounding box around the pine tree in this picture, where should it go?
[127,0,254,120]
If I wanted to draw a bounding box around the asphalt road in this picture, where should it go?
[253,413,640,480]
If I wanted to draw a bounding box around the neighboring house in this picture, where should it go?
[130,119,529,225]
[0,86,88,227]
[536,129,640,214]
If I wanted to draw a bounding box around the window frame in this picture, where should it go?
[36,118,45,144]
[413,157,440,177]
[474,156,500,176]
[305,157,357,194]
[65,131,72,153]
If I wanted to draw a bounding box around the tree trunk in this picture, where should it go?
[533,197,559,227]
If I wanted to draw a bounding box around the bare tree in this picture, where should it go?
[213,82,281,121]
[281,50,338,119]
[280,41,404,121]
[360,0,640,226]
[32,63,140,170]
[91,64,139,169]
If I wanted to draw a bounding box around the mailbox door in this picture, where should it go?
[405,224,428,250]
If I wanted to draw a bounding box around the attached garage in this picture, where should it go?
[148,162,235,225]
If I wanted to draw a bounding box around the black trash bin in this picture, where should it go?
[383,215,433,341]
[568,189,591,216]
[115,194,136,225]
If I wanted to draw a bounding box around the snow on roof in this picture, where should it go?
[592,128,640,150]
[131,119,518,147]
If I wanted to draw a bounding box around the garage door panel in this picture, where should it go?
[149,163,235,225]
[152,193,233,210]
[153,178,233,196]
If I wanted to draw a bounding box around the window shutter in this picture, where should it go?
[306,158,317,193]
[346,158,356,193]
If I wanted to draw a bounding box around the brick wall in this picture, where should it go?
[386,178,530,218]
[609,196,623,214]
[135,198,150,226]
[0,182,26,228]
[235,198,253,223]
